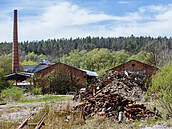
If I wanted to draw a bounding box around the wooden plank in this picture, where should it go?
[35,113,47,129]
[17,113,33,129]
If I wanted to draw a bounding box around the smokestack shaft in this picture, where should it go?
[12,10,19,73]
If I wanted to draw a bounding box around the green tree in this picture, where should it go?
[60,54,69,65]
[21,60,37,65]
[67,49,79,66]
[127,51,147,62]
[38,54,47,62]
[92,48,113,70]
[148,62,172,116]
[71,50,88,68]
[33,74,49,94]
[114,50,129,66]
[25,52,37,61]
[25,52,47,62]
[0,69,11,92]
[144,52,158,66]
[0,54,12,74]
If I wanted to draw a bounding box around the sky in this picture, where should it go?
[0,0,172,42]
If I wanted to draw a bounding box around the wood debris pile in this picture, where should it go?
[74,70,161,122]
[80,70,145,101]
[76,92,161,121]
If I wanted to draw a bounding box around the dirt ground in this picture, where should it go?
[0,97,171,129]
[0,101,47,122]
[0,95,74,122]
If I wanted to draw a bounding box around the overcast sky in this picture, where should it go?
[0,0,172,42]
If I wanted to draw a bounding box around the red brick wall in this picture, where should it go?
[35,63,87,85]
[109,60,158,76]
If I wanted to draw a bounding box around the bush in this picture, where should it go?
[148,62,172,116]
[0,87,23,101]
[0,69,11,92]
[31,87,42,95]
[33,74,49,94]
[49,68,70,94]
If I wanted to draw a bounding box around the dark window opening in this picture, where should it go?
[132,64,135,67]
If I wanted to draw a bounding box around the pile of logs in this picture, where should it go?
[79,70,145,101]
[74,70,161,121]
[75,92,161,121]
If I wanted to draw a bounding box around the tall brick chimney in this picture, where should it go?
[12,10,19,73]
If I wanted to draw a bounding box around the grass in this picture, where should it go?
[0,94,172,129]
[1,100,172,129]
[18,95,72,103]
[5,95,72,103]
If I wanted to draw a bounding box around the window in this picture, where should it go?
[132,64,135,67]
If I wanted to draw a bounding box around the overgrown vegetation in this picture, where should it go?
[31,87,42,95]
[17,95,71,103]
[48,67,70,94]
[148,62,172,116]
[0,87,23,101]
[0,69,11,92]
[34,65,80,94]
[1,100,171,129]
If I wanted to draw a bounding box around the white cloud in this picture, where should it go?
[1,1,172,42]
[18,1,131,41]
[118,1,130,4]
[105,4,172,37]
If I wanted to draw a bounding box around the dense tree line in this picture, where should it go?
[0,36,171,75]
[0,36,171,61]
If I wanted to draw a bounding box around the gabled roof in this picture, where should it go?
[24,60,55,73]
[109,60,158,71]
[34,62,98,77]
[55,62,98,77]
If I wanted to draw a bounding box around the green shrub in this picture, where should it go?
[0,69,11,92]
[31,87,42,95]
[148,62,172,116]
[0,87,23,101]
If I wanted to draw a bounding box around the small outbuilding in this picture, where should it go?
[6,72,31,82]
[108,60,158,79]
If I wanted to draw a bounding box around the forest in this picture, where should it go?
[0,35,172,75]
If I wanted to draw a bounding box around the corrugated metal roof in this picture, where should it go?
[13,82,33,86]
[24,62,98,77]
[24,64,49,73]
[6,72,31,78]
[78,68,98,77]
[6,72,31,82]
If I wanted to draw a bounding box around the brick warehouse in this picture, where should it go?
[34,62,88,85]
[31,62,98,85]
[108,60,158,77]
[32,62,98,93]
